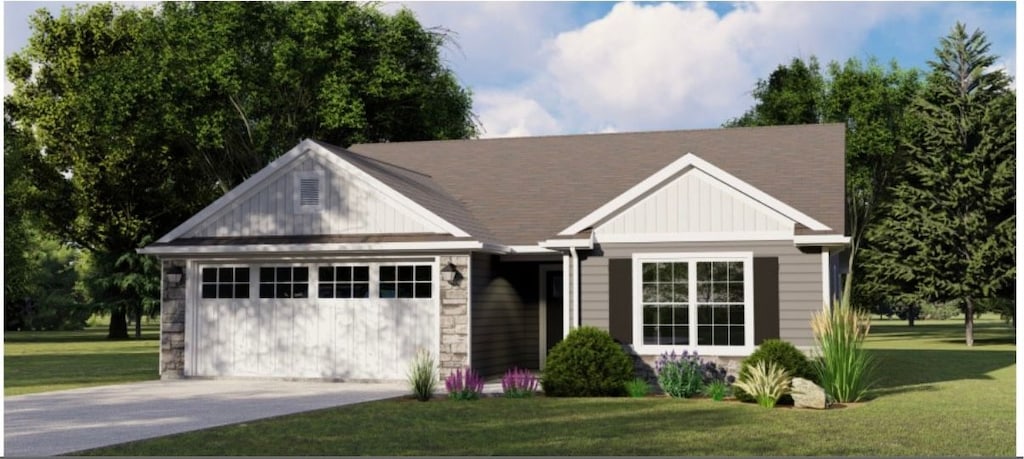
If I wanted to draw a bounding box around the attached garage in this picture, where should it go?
[187,260,438,380]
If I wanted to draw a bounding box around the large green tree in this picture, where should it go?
[5,2,478,338]
[725,57,922,318]
[864,23,1015,345]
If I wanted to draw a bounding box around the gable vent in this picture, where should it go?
[299,178,320,206]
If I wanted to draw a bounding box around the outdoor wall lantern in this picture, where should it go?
[166,266,185,287]
[440,262,462,286]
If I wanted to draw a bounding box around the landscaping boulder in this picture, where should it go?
[791,377,826,409]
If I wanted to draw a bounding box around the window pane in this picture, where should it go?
[337,267,351,282]
[397,283,414,298]
[643,305,657,325]
[696,262,711,281]
[657,263,672,283]
[414,283,431,298]
[293,268,308,282]
[277,267,291,282]
[237,268,249,281]
[697,326,712,345]
[276,284,291,298]
[730,326,745,346]
[397,266,414,281]
[235,284,249,299]
[415,265,431,281]
[674,305,689,325]
[713,305,729,324]
[380,266,396,282]
[642,263,657,282]
[259,284,274,299]
[218,284,233,298]
[658,306,673,326]
[336,284,352,298]
[353,283,369,298]
[319,285,335,298]
[319,267,333,282]
[712,262,728,281]
[672,262,688,283]
[697,282,712,302]
[658,284,673,302]
[672,283,688,302]
[659,326,674,345]
[201,285,217,299]
[260,267,274,282]
[672,326,689,345]
[728,261,743,282]
[728,283,744,302]
[219,268,233,282]
[729,305,744,324]
[643,326,658,345]
[202,268,217,283]
[293,283,308,298]
[380,283,396,298]
[697,306,712,325]
[712,283,729,302]
[353,267,369,282]
[713,326,729,345]
[642,284,658,303]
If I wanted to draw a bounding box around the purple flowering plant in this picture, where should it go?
[654,350,734,398]
[501,367,539,398]
[445,367,485,400]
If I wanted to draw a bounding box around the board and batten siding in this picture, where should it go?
[595,167,793,235]
[470,253,540,376]
[580,241,822,349]
[184,154,443,238]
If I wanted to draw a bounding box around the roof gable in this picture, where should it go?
[156,140,473,244]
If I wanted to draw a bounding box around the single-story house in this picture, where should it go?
[140,123,848,381]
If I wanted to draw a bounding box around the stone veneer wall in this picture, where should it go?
[161,259,187,379]
[438,254,470,378]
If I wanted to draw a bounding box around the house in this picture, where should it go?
[140,123,848,381]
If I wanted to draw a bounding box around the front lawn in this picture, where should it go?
[80,315,1015,456]
[4,322,159,396]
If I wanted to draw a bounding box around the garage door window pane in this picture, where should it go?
[378,264,432,299]
[201,267,250,299]
[260,266,309,299]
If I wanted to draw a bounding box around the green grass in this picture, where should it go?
[79,315,1015,456]
[5,322,159,396]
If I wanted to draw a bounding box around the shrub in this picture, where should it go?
[704,380,731,401]
[541,326,634,397]
[445,367,484,400]
[501,367,538,398]
[735,339,815,403]
[812,301,875,403]
[918,301,960,320]
[624,378,650,398]
[732,361,790,408]
[407,350,437,402]
[654,350,731,398]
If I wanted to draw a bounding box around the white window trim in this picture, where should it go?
[631,251,755,356]
[294,169,325,214]
[315,263,372,301]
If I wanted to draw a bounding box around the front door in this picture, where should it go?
[543,269,564,360]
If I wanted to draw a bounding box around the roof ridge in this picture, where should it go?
[311,139,434,179]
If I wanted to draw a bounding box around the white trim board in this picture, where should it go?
[559,153,832,236]
[139,240,486,255]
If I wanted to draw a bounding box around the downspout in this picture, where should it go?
[570,246,580,328]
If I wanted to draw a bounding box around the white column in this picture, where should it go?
[562,253,571,337]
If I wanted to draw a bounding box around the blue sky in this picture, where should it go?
[3,1,1017,138]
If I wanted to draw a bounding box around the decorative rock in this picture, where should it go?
[791,377,827,409]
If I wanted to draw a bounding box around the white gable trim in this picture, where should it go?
[794,235,851,246]
[558,153,831,236]
[156,140,471,244]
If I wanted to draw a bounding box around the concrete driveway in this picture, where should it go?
[5,379,407,456]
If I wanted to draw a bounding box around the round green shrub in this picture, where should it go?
[735,339,815,403]
[541,326,634,397]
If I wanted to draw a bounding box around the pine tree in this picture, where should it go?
[864,23,1015,345]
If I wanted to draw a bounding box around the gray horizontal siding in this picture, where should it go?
[470,254,540,377]
[580,241,823,351]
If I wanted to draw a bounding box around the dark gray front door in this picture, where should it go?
[546,270,564,354]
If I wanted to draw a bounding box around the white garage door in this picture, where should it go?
[189,261,438,380]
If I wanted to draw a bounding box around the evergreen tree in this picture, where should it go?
[864,23,1015,345]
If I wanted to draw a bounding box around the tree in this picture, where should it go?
[5,2,478,338]
[725,57,923,321]
[864,23,1015,345]
[725,57,825,127]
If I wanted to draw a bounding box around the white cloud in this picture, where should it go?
[473,91,561,139]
